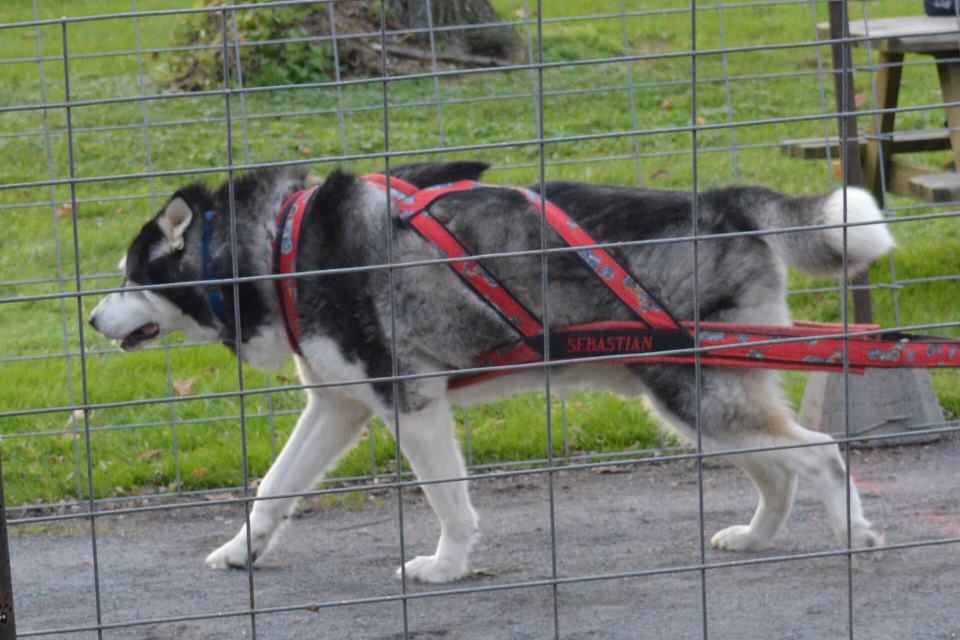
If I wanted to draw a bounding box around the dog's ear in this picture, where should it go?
[157,197,193,250]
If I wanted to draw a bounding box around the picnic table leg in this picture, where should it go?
[827,0,863,186]
[827,0,872,324]
[863,51,904,202]
[935,53,960,170]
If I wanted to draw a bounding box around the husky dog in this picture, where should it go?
[89,161,893,583]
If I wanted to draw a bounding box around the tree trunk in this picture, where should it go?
[386,0,522,61]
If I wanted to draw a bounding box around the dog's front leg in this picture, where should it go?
[205,389,372,569]
[390,398,478,583]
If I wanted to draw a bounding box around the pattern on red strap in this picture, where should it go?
[273,185,319,355]
[363,174,683,332]
[406,213,544,341]
[450,319,960,389]
[508,186,682,331]
[364,175,543,361]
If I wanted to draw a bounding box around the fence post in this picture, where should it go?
[0,450,16,639]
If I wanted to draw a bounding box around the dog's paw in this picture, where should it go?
[851,521,884,550]
[396,554,469,583]
[205,533,260,570]
[710,525,771,552]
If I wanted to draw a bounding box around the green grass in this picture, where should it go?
[0,0,957,507]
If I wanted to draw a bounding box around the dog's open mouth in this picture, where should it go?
[120,323,160,351]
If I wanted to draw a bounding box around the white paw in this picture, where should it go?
[710,525,771,551]
[205,529,264,570]
[850,521,884,549]
[396,554,469,583]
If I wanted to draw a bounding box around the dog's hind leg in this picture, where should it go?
[708,421,882,551]
[205,387,372,570]
[389,397,479,583]
[642,367,881,552]
[773,421,883,549]
[642,368,802,551]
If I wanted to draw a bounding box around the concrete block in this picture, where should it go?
[799,368,945,445]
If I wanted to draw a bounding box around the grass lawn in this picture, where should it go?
[0,0,957,507]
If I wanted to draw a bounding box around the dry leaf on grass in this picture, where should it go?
[137,449,163,461]
[203,492,235,502]
[66,409,87,428]
[591,465,631,475]
[172,378,195,396]
[57,203,74,220]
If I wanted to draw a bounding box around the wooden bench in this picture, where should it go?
[785,16,960,203]
[781,130,951,159]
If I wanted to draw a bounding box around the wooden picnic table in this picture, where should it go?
[784,16,960,203]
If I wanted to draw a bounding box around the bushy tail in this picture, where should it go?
[731,186,894,277]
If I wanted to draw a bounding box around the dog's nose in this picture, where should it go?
[88,313,99,331]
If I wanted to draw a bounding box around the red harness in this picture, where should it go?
[272,175,960,387]
[273,184,318,356]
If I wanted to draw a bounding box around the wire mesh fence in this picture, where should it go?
[1,0,959,638]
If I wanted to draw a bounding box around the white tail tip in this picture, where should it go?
[823,187,895,268]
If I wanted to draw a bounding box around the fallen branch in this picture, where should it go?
[369,42,514,68]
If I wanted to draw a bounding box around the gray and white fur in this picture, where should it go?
[89,162,894,583]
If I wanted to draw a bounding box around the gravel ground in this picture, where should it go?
[10,438,960,639]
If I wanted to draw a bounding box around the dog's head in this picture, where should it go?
[89,168,307,353]
[89,185,221,351]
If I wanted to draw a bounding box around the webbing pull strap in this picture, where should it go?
[545,325,695,360]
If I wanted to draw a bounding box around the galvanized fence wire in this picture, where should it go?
[1,0,960,637]
[28,0,85,502]
[4,95,960,197]
[57,17,105,635]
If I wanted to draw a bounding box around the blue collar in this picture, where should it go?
[201,210,227,324]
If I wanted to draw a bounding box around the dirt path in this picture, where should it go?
[11,438,960,639]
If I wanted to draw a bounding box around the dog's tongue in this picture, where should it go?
[121,323,159,351]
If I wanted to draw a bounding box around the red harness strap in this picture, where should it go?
[273,185,319,355]
[510,187,682,330]
[362,173,544,365]
[362,174,684,331]
[361,174,697,386]
[274,175,960,385]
